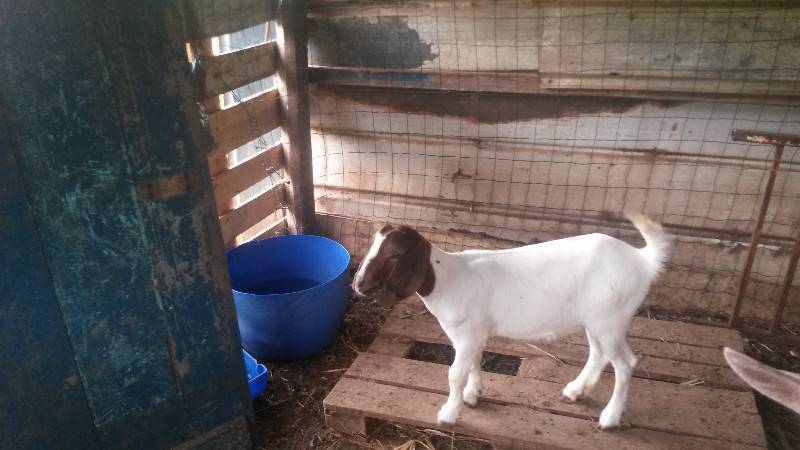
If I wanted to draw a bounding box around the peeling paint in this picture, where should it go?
[309,16,437,69]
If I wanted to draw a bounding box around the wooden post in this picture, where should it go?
[277,0,315,234]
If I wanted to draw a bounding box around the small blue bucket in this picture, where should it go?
[227,235,351,361]
[242,349,268,399]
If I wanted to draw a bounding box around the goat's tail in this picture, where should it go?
[625,212,672,276]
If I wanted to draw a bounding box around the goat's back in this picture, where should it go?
[442,233,658,340]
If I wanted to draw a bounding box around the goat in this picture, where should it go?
[353,214,671,429]
[724,347,800,414]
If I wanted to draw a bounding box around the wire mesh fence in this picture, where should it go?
[305,0,800,329]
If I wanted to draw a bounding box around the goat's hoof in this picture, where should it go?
[463,389,479,407]
[437,405,459,426]
[561,383,583,403]
[598,409,622,430]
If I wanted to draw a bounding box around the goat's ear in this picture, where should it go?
[384,233,431,299]
[723,347,800,414]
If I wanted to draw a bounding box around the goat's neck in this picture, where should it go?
[417,243,462,306]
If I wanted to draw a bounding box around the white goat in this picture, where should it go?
[353,214,671,429]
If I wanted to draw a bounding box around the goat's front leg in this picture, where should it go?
[438,340,482,426]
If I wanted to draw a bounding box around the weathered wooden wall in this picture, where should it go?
[199,0,316,247]
[0,1,254,448]
[307,1,800,325]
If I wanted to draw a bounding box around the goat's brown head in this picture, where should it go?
[353,224,435,305]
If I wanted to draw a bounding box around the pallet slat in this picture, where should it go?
[380,316,748,390]
[203,42,278,97]
[212,144,284,208]
[218,183,285,244]
[348,353,765,446]
[325,377,762,450]
[191,0,276,39]
[207,89,281,159]
[367,335,416,357]
[517,357,759,415]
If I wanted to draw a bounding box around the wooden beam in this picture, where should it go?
[309,0,791,14]
[212,144,284,209]
[190,0,277,39]
[207,89,281,164]
[254,215,288,239]
[203,42,278,97]
[219,183,286,243]
[277,0,315,234]
[310,67,541,94]
[309,68,800,105]
[731,129,800,147]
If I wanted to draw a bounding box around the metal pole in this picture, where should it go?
[729,144,784,327]
[770,235,800,333]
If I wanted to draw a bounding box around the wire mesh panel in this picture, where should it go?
[306,0,800,328]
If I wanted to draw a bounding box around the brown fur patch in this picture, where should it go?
[360,225,436,298]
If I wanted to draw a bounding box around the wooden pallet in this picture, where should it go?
[324,297,767,449]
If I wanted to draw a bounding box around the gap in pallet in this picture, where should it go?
[406,342,522,376]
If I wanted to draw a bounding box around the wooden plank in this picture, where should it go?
[324,378,762,449]
[1,0,254,446]
[207,89,281,158]
[367,335,416,357]
[218,183,286,244]
[628,318,744,352]
[190,0,276,39]
[252,215,287,241]
[542,76,800,97]
[309,0,790,13]
[731,129,800,147]
[539,5,800,96]
[212,144,284,207]
[310,67,800,104]
[231,214,288,249]
[380,316,748,390]
[349,353,765,446]
[277,0,315,233]
[203,42,278,97]
[0,115,100,450]
[518,357,759,415]
[310,67,541,95]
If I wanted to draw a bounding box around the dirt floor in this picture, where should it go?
[251,292,800,449]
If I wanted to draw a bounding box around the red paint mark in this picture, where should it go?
[671,123,678,132]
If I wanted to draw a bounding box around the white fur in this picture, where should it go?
[356,215,671,429]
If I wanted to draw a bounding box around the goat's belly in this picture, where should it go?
[493,321,583,342]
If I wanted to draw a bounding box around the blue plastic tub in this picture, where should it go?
[227,235,351,361]
[242,349,268,399]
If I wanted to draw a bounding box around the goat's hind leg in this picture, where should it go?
[563,329,607,402]
[595,331,638,429]
[463,362,482,407]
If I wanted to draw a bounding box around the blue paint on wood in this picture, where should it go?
[0,112,101,450]
[0,0,253,448]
